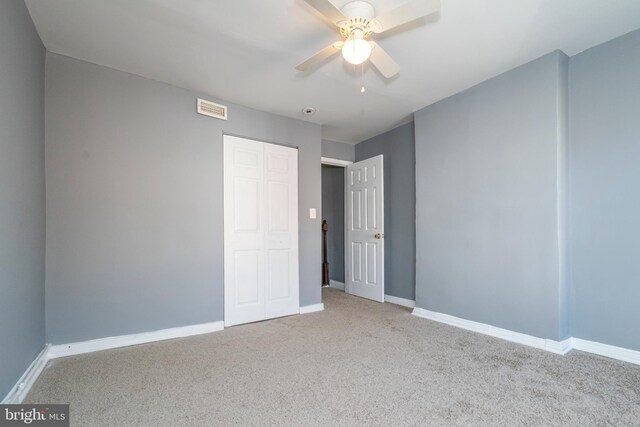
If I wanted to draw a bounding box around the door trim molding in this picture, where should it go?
[321,157,353,167]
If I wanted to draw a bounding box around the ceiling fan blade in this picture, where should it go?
[369,42,400,78]
[303,0,347,25]
[295,42,344,72]
[371,0,441,33]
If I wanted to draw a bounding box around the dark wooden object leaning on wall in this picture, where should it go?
[322,220,329,286]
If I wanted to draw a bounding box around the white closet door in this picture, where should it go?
[224,136,266,326]
[224,135,299,327]
[263,143,299,319]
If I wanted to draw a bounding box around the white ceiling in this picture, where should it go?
[25,0,640,144]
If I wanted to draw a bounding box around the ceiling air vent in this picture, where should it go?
[197,98,228,120]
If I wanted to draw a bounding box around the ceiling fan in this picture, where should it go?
[296,0,441,78]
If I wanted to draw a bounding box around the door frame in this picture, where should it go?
[320,157,352,291]
[321,157,353,168]
[321,156,385,299]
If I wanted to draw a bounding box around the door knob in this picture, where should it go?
[374,233,384,239]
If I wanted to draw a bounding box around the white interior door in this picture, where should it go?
[345,155,384,302]
[224,135,299,326]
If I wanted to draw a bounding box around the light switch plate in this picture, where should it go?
[309,208,317,219]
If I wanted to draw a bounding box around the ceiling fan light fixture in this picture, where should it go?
[342,36,372,65]
[297,0,441,78]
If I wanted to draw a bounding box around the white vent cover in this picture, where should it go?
[197,98,228,120]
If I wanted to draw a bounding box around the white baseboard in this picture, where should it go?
[571,338,640,365]
[412,307,572,355]
[412,306,640,364]
[48,321,224,359]
[547,338,574,355]
[384,294,416,308]
[3,309,638,405]
[2,344,50,404]
[329,280,345,290]
[299,303,325,314]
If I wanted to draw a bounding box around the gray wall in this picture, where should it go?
[45,53,322,344]
[321,165,345,283]
[414,52,569,340]
[356,122,416,301]
[0,1,46,399]
[322,140,355,162]
[569,30,640,351]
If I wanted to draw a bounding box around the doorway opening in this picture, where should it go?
[321,155,385,303]
[321,162,347,290]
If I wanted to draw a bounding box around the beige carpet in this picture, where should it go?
[27,288,640,426]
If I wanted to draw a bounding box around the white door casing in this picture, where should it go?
[223,135,299,326]
[345,155,384,302]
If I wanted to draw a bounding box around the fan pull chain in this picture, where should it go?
[361,64,366,93]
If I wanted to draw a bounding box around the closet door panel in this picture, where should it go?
[224,136,265,326]
[264,143,299,319]
[224,136,299,326]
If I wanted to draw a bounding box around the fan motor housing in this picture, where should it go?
[340,1,375,20]
[338,1,375,39]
